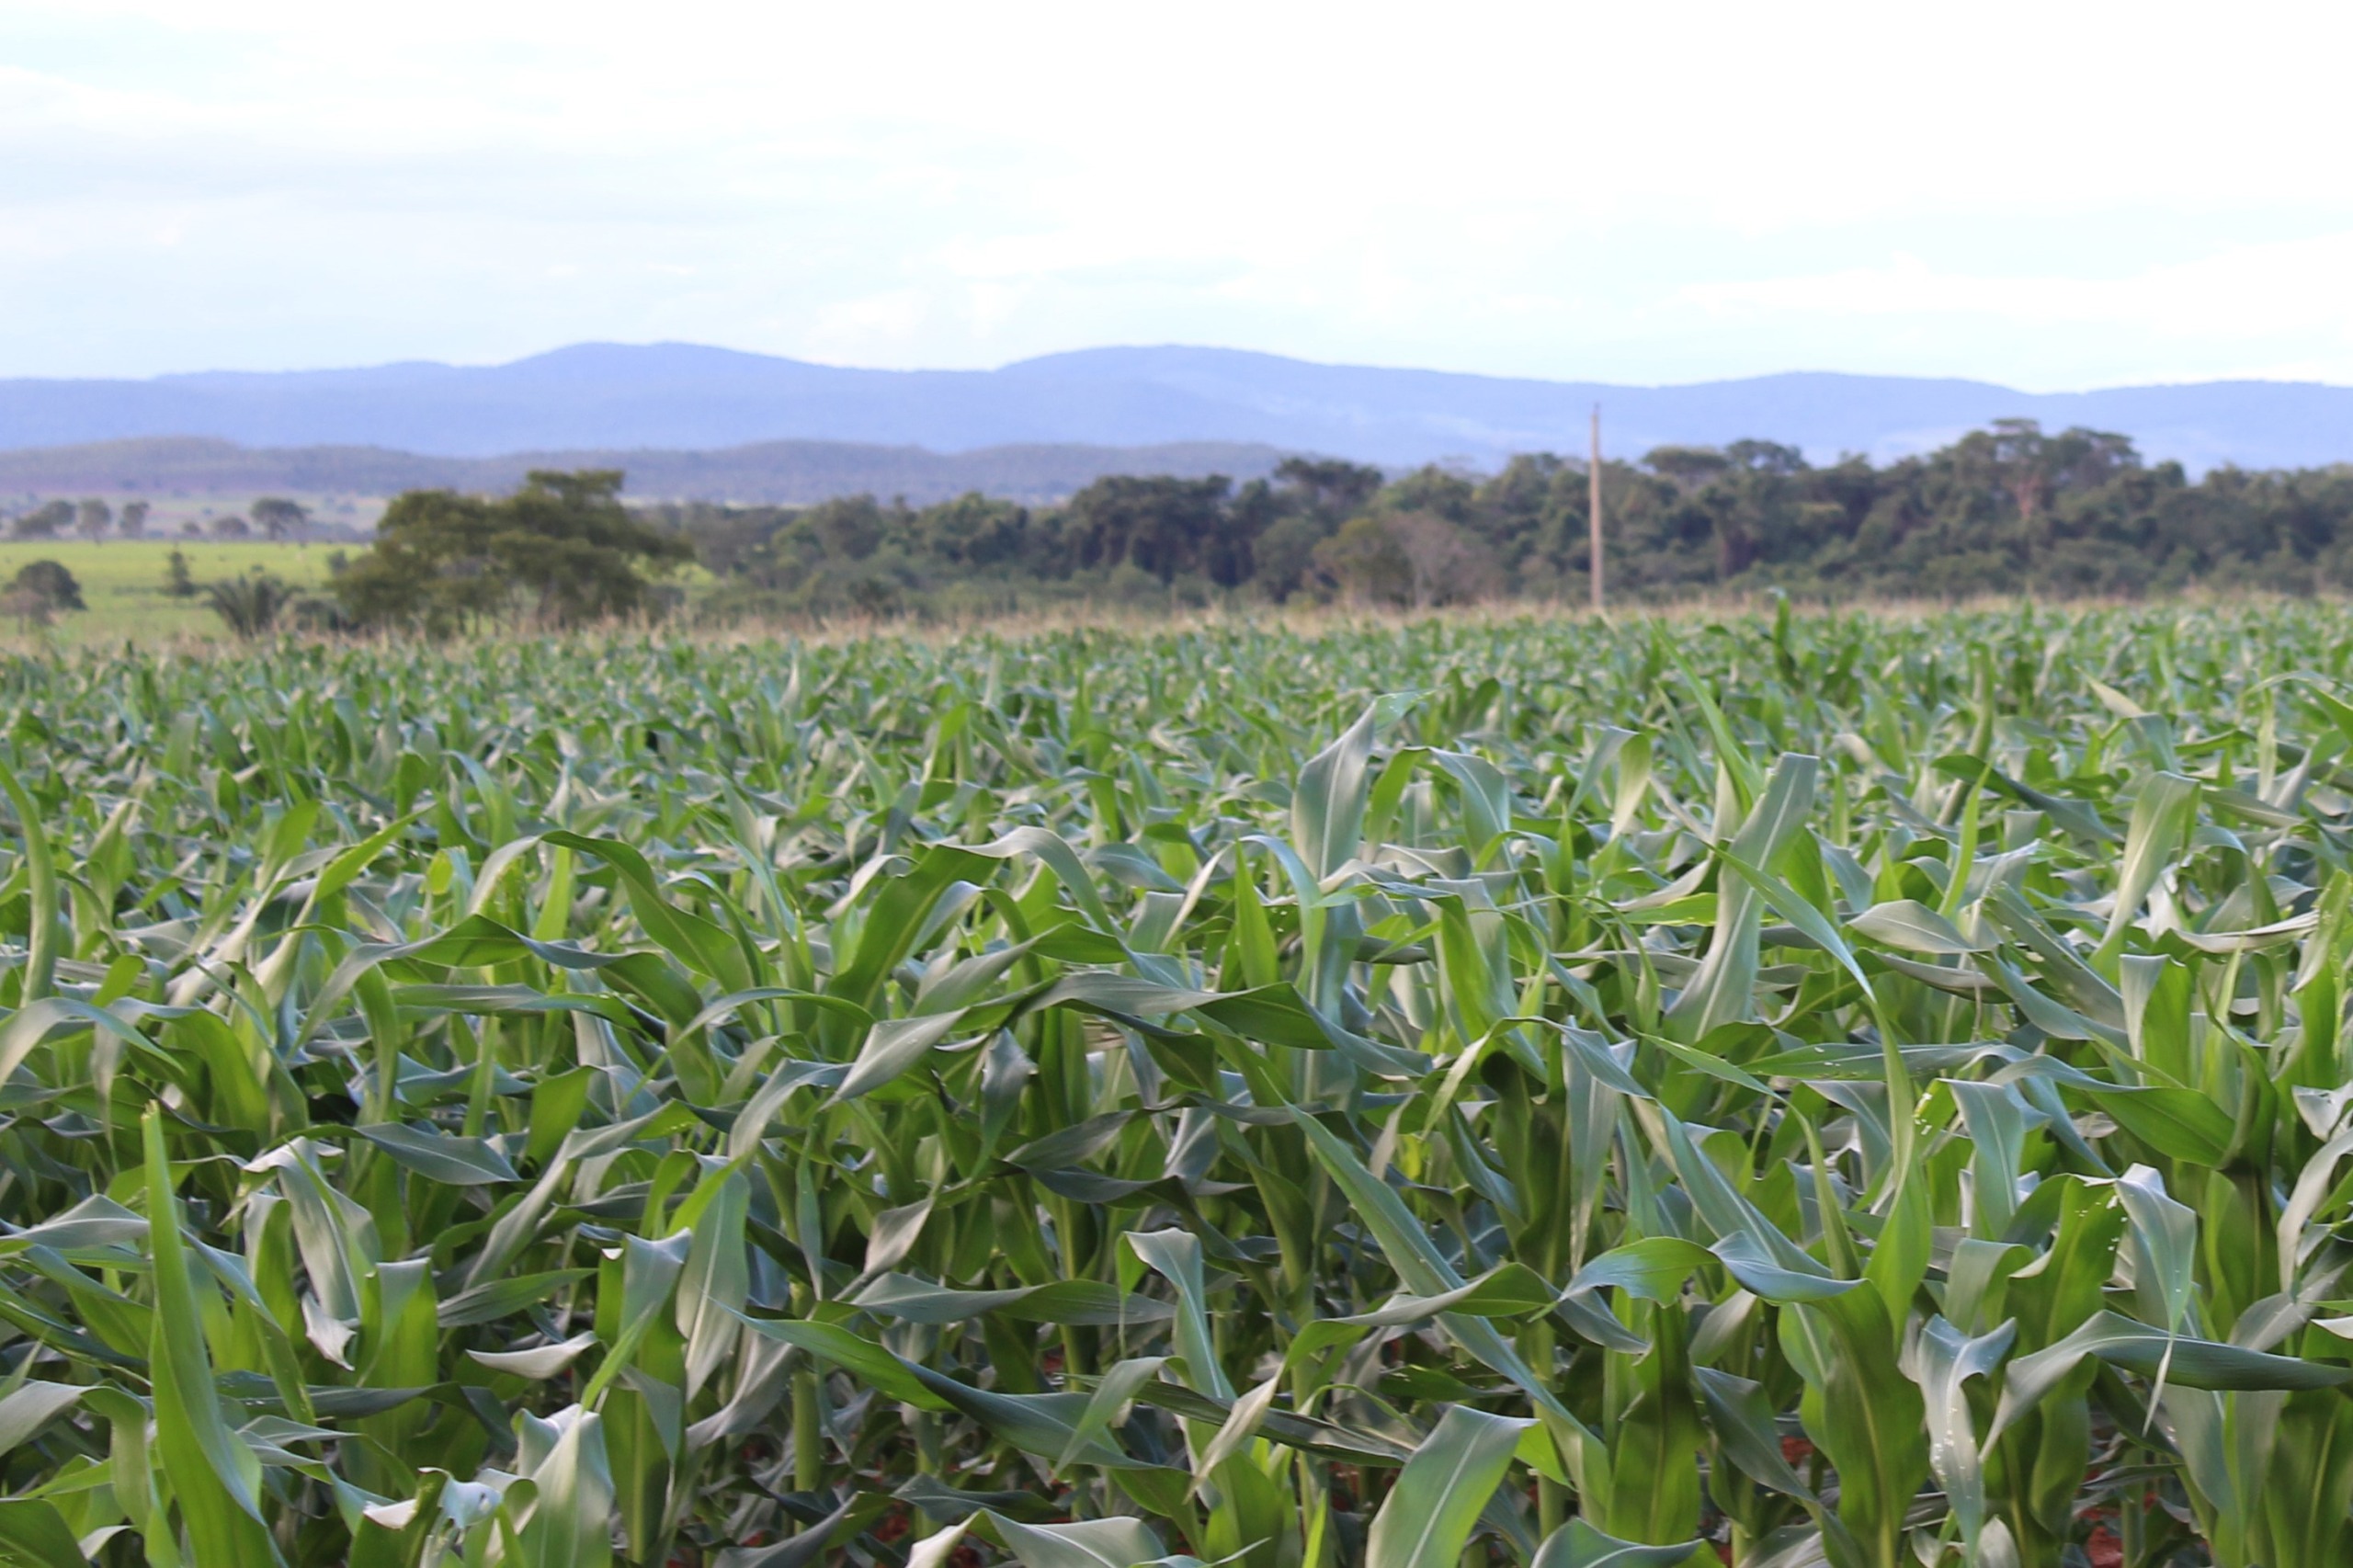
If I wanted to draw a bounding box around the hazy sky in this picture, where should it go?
[5,0,2349,388]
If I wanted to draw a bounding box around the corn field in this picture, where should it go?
[10,607,2353,1568]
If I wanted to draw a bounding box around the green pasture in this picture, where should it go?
[0,539,338,642]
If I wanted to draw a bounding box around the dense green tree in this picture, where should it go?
[1271,455,1383,518]
[919,492,1033,569]
[1250,512,1327,601]
[1064,474,1239,584]
[335,470,692,634]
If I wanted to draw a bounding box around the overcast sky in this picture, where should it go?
[5,0,2349,388]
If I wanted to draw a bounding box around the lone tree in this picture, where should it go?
[251,497,309,540]
[75,498,112,543]
[6,561,85,626]
[119,500,150,539]
[335,470,692,635]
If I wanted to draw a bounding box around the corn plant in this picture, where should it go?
[6,608,2353,1568]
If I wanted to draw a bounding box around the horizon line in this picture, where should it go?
[5,340,2347,399]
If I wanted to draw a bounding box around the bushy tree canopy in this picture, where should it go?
[336,470,692,633]
[250,496,310,540]
[8,559,84,610]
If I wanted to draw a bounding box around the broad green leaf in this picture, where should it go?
[142,1110,277,1563]
[1364,1405,1532,1568]
[852,1273,1175,1327]
[1849,899,1985,955]
[1693,1368,1813,1500]
[1779,1279,1927,1567]
[0,1383,84,1457]
[1899,1314,2016,1543]
[2100,771,2200,954]
[513,1405,613,1568]
[470,1332,599,1379]
[1991,1310,2353,1443]
[353,1122,520,1185]
[1530,1519,1705,1568]
[0,1498,86,1568]
[982,1513,1165,1568]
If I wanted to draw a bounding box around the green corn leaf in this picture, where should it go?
[470,1333,599,1379]
[1364,1405,1533,1568]
[1054,1356,1168,1471]
[0,1498,88,1568]
[542,830,754,993]
[1899,1314,2016,1543]
[0,1382,84,1457]
[1692,1368,1813,1501]
[1340,1261,1558,1325]
[980,1513,1165,1568]
[512,1405,613,1568]
[0,758,60,1005]
[353,1122,521,1185]
[854,1273,1175,1327]
[1189,1372,1282,1494]
[832,1012,971,1102]
[438,1269,597,1328]
[1530,1519,1706,1568]
[1295,698,1407,881]
[1779,1279,1927,1567]
[142,1109,278,1563]
[733,1316,950,1412]
[2100,771,2200,954]
[578,1233,690,1408]
[1991,1310,2353,1444]
[674,1162,752,1399]
[1848,900,1985,955]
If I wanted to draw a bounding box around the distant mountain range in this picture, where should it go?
[1,343,2349,479]
[0,435,1289,506]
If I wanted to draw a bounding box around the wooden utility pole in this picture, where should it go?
[1587,404,1605,612]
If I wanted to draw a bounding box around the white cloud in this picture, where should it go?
[803,290,933,358]
[1,0,2350,382]
[1680,236,2353,377]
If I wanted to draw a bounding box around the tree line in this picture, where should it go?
[4,495,317,541]
[12,421,2353,639]
[663,419,2353,616]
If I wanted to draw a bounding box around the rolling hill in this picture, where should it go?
[0,343,2348,475]
[0,435,1290,506]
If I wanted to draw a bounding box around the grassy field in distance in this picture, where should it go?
[0,535,740,643]
[0,538,338,642]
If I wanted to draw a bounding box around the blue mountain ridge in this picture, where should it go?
[3,342,2347,473]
